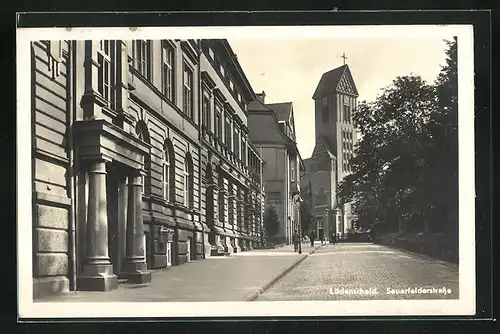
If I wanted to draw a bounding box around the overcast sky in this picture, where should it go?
[228,37,451,159]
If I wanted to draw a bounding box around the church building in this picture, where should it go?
[302,63,359,240]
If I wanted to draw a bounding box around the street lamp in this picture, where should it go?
[293,194,304,254]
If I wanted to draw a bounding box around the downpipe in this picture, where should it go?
[68,40,77,291]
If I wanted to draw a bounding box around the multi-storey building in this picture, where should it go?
[198,39,264,254]
[30,38,264,299]
[302,64,359,240]
[247,93,305,244]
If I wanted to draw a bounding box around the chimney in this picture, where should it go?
[255,91,266,104]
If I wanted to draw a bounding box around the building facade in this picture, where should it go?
[247,93,304,244]
[303,64,359,240]
[31,39,264,299]
[198,39,265,255]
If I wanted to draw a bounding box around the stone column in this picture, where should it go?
[77,160,118,291]
[123,168,152,284]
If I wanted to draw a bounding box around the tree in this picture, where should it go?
[299,199,314,237]
[338,38,458,236]
[263,204,280,241]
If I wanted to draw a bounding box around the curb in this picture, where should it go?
[244,244,322,301]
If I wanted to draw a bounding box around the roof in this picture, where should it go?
[311,135,336,160]
[266,102,292,122]
[247,98,273,112]
[312,64,359,99]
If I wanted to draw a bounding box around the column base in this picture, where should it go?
[77,263,118,291]
[123,261,152,284]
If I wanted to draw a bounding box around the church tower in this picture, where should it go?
[312,63,359,184]
[306,60,359,238]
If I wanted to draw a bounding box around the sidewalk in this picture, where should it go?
[35,243,322,303]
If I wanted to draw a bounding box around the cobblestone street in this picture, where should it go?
[256,243,459,301]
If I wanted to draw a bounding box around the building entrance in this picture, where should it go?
[106,164,126,277]
[318,228,324,243]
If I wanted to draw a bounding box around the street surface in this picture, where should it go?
[36,242,458,303]
[257,243,459,301]
[36,243,319,302]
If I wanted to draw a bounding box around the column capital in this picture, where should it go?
[87,160,108,174]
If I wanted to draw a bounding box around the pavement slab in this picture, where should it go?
[257,243,459,301]
[35,243,321,303]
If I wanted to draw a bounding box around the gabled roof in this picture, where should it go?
[266,102,292,122]
[312,64,359,100]
[311,135,336,160]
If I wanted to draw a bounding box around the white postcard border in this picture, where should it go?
[17,24,476,318]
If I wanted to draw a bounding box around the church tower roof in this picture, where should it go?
[312,64,359,100]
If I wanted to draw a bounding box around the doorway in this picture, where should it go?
[106,164,127,277]
[318,228,324,242]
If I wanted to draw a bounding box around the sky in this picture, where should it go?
[228,37,451,159]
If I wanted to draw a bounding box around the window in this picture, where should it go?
[183,63,194,119]
[233,127,240,158]
[321,96,329,122]
[215,103,223,139]
[134,40,152,80]
[183,156,192,207]
[344,105,351,124]
[220,65,225,77]
[163,149,170,201]
[322,105,329,122]
[97,40,112,103]
[229,80,234,91]
[225,115,232,148]
[278,123,285,133]
[162,41,174,101]
[291,166,295,182]
[317,217,324,230]
[202,94,211,129]
[241,137,247,164]
[218,178,225,222]
[208,47,215,60]
[228,187,234,224]
[316,187,326,205]
[135,122,151,194]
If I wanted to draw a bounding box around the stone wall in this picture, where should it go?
[31,41,72,298]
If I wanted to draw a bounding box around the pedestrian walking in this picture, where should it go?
[292,230,300,252]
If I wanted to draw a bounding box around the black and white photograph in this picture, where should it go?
[17,24,475,318]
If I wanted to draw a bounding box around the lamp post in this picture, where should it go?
[293,194,304,254]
